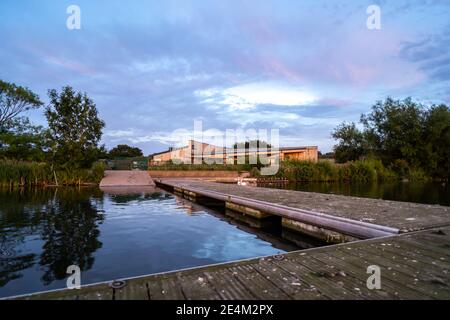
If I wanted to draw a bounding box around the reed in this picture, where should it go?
[0,159,105,187]
[149,158,426,182]
[275,159,400,182]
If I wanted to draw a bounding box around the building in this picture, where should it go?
[149,140,318,166]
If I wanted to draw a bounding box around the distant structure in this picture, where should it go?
[149,140,318,166]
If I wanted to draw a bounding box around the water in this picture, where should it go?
[259,181,450,206]
[0,187,309,298]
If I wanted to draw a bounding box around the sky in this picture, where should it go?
[0,0,449,154]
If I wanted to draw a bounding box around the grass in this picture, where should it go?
[270,159,421,183]
[0,159,105,187]
[149,158,430,183]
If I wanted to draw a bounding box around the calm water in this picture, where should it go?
[0,187,309,298]
[259,181,450,206]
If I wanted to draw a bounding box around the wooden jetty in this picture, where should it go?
[6,179,450,300]
[155,179,450,243]
[9,226,450,300]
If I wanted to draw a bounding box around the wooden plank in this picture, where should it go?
[147,276,185,300]
[292,252,389,300]
[76,283,114,300]
[225,264,291,300]
[334,246,449,299]
[362,240,449,271]
[114,279,149,300]
[397,236,450,257]
[252,258,327,299]
[310,252,398,299]
[354,245,450,297]
[176,272,221,300]
[26,291,80,300]
[204,269,256,300]
[270,256,364,299]
[330,247,439,299]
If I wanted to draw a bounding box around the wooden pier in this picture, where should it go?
[6,179,450,300]
[10,226,450,300]
[156,179,450,242]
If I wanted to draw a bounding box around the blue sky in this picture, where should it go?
[0,0,449,154]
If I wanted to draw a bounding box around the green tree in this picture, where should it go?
[0,117,49,161]
[45,86,105,169]
[332,97,450,179]
[332,122,365,163]
[108,144,143,158]
[0,80,43,129]
[361,97,424,165]
[422,105,450,179]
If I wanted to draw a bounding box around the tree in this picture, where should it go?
[332,97,450,179]
[360,97,424,165]
[108,144,143,158]
[45,86,105,168]
[0,117,49,161]
[422,105,450,179]
[0,80,43,129]
[332,122,365,163]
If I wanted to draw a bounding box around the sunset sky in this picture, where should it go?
[1,0,449,154]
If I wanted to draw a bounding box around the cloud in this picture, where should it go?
[0,0,449,153]
[400,29,450,81]
[196,82,318,112]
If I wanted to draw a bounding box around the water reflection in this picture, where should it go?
[38,189,104,284]
[259,181,450,206]
[0,188,104,289]
[1,187,313,298]
[101,186,172,205]
[0,252,35,287]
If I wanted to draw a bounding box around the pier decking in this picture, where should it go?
[11,226,450,300]
[158,179,450,233]
[7,179,450,300]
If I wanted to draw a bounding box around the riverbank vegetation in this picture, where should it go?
[332,97,450,181]
[253,98,449,183]
[1,80,106,186]
[0,159,105,187]
[267,159,405,183]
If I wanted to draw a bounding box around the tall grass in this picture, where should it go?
[0,160,105,187]
[150,158,427,183]
[274,159,402,183]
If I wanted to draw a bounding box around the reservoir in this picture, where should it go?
[0,187,315,298]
